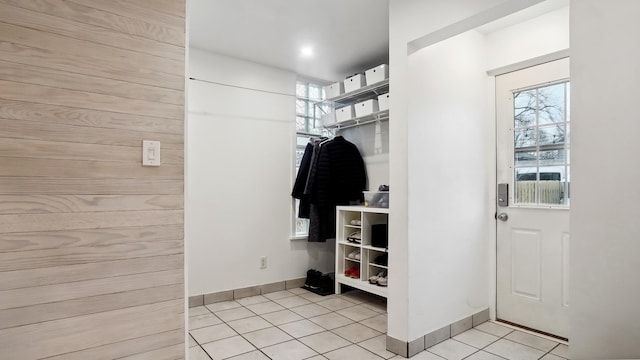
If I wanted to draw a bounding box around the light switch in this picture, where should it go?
[142,140,161,166]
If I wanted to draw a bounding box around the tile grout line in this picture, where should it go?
[191,291,564,360]
[471,326,560,360]
[455,336,508,360]
[539,343,568,360]
[191,293,388,360]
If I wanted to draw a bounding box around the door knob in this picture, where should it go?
[497,213,509,221]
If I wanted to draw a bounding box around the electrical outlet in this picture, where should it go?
[260,256,267,269]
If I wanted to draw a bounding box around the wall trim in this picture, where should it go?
[386,308,490,357]
[188,277,306,307]
[406,0,545,55]
[486,49,570,76]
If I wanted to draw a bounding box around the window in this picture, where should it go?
[293,81,331,237]
[513,81,570,205]
[296,82,328,133]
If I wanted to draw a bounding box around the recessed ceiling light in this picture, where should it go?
[300,46,314,58]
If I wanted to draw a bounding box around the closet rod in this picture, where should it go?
[189,77,296,98]
[296,130,325,137]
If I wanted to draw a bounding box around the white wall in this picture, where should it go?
[388,0,545,343]
[407,30,493,339]
[187,49,334,296]
[341,122,390,189]
[484,5,569,70]
[570,1,640,358]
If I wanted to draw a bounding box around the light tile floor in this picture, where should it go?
[189,288,568,360]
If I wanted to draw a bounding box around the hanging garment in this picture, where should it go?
[314,136,366,207]
[307,136,366,242]
[291,142,314,218]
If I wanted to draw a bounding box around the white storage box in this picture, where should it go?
[323,82,344,100]
[344,74,365,93]
[378,93,390,111]
[365,64,389,85]
[336,105,355,122]
[355,99,379,117]
[321,111,336,127]
[364,191,389,208]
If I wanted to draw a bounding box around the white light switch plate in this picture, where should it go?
[142,140,161,166]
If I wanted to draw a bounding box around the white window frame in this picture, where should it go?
[291,81,331,239]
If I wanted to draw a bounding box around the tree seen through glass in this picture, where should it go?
[513,81,570,205]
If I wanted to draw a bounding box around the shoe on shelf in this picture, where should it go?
[347,251,357,259]
[376,271,388,287]
[344,267,353,277]
[369,271,385,284]
[354,252,360,261]
[374,253,388,266]
[347,230,361,243]
[348,266,360,279]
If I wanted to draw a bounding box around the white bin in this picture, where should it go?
[344,74,365,93]
[365,64,389,85]
[377,93,390,111]
[355,99,379,117]
[321,111,336,127]
[336,105,355,122]
[323,82,344,100]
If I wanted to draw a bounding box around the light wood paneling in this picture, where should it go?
[43,329,185,360]
[0,138,184,164]
[0,23,184,89]
[119,343,185,360]
[0,210,183,234]
[0,0,185,46]
[0,268,183,311]
[0,224,183,252]
[0,0,185,357]
[0,194,183,214]
[0,79,183,119]
[0,239,183,272]
[70,0,185,29]
[0,100,184,134]
[0,61,184,105]
[0,299,184,359]
[0,118,184,149]
[127,0,186,18]
[0,4,184,61]
[1,254,183,290]
[0,178,184,195]
[0,157,183,179]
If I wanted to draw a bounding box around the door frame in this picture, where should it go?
[488,52,570,322]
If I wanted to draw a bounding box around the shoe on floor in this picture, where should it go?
[305,269,322,288]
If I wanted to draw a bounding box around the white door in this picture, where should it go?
[496,58,570,339]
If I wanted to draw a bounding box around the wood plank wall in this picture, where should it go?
[0,0,185,358]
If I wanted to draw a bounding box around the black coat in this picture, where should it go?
[291,142,314,218]
[314,136,366,207]
[308,136,366,242]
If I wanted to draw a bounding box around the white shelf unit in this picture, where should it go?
[335,205,389,298]
[316,79,389,130]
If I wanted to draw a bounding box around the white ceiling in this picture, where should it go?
[188,0,390,82]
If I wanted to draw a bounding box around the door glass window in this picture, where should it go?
[513,81,570,206]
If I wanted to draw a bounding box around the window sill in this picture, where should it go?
[290,235,308,241]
